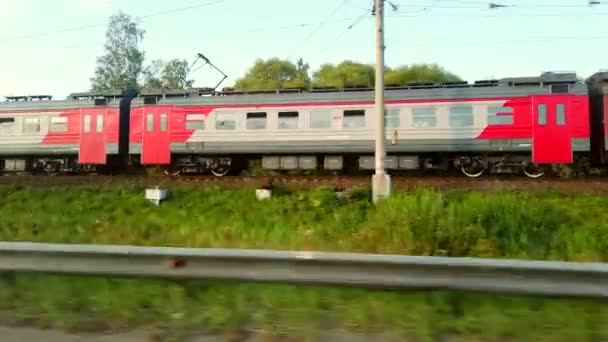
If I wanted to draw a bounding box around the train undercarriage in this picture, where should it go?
[0,150,593,179]
[0,156,100,175]
[454,154,591,178]
[160,156,233,177]
[157,152,593,179]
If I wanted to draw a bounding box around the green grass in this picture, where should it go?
[0,185,607,340]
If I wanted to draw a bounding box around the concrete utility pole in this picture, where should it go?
[372,0,391,203]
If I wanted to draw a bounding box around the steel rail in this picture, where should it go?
[0,242,606,298]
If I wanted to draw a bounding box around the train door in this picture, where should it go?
[79,109,107,164]
[141,107,171,165]
[531,96,572,164]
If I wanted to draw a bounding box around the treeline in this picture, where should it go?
[232,58,462,91]
[89,12,462,93]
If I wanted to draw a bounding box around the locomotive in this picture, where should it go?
[2,70,608,178]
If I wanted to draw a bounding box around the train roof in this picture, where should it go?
[0,91,124,111]
[132,71,587,107]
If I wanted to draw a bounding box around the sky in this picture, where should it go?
[1,0,608,99]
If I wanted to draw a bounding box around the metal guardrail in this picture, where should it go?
[0,242,606,298]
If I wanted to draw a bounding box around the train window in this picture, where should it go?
[84,115,91,133]
[556,104,566,126]
[538,105,547,125]
[50,117,68,133]
[278,112,299,129]
[186,114,205,130]
[412,108,437,128]
[95,98,107,106]
[146,113,154,132]
[551,84,570,94]
[487,106,513,125]
[144,97,157,105]
[23,117,40,134]
[385,109,400,129]
[310,110,331,129]
[0,117,15,135]
[449,106,474,127]
[246,112,267,130]
[216,113,237,130]
[343,110,365,129]
[160,113,168,132]
[96,114,104,133]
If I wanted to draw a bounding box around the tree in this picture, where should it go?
[90,11,145,91]
[143,59,194,89]
[295,58,310,79]
[311,62,461,88]
[312,61,375,89]
[232,58,463,91]
[234,58,311,91]
[384,64,462,86]
[142,59,165,89]
[161,59,194,89]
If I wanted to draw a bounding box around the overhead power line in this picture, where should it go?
[394,0,608,9]
[387,11,608,19]
[0,17,360,55]
[1,0,604,48]
[294,0,352,52]
[0,0,225,43]
[4,32,608,72]
[1,0,602,44]
[323,12,371,51]
[322,7,429,52]
[412,35,608,47]
[2,1,608,71]
[0,23,106,43]
[2,3,606,55]
[430,0,491,5]
[138,0,225,19]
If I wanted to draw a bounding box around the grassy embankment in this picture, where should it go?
[0,185,607,341]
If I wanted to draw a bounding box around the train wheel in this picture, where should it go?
[163,165,182,177]
[523,163,545,179]
[460,159,487,178]
[210,165,230,177]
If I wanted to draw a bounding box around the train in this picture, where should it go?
[2,70,608,178]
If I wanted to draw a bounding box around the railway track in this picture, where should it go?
[1,174,608,194]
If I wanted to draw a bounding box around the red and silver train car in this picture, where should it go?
[0,71,601,178]
[130,72,591,178]
[0,93,124,173]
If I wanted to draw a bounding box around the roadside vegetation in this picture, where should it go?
[0,185,607,341]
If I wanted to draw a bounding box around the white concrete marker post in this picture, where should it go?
[146,187,168,206]
[256,189,272,201]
